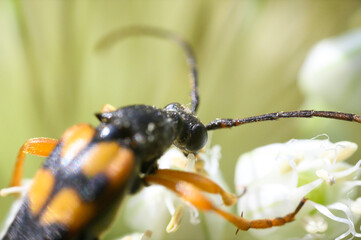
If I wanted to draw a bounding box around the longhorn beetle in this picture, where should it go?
[1,26,361,240]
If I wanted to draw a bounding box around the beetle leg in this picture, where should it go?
[9,137,58,188]
[145,174,307,231]
[151,169,239,206]
[101,104,116,113]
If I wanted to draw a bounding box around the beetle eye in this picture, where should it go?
[186,124,207,152]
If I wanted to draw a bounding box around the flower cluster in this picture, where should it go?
[120,137,360,240]
[235,136,361,240]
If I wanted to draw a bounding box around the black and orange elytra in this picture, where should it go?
[2,26,361,240]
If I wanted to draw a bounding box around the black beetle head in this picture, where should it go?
[164,103,207,153]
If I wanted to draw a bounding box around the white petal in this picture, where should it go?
[310,201,361,239]
[158,148,188,169]
[123,186,177,238]
[237,184,299,219]
[295,178,323,197]
[351,198,361,215]
[333,159,361,179]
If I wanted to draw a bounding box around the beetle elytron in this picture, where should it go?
[1,26,361,240]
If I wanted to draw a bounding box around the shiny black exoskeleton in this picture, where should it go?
[95,103,208,174]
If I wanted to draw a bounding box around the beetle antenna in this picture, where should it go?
[206,110,361,131]
[95,26,199,113]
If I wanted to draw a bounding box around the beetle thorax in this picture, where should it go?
[95,105,180,164]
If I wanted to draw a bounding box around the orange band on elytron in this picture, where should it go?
[60,124,95,160]
[40,188,95,232]
[28,169,55,215]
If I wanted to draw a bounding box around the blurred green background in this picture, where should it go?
[1,0,361,239]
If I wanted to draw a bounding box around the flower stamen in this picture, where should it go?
[316,169,335,185]
[0,186,26,197]
[166,205,184,233]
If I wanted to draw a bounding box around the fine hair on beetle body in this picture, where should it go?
[1,26,361,240]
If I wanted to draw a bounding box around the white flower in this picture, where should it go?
[122,146,231,240]
[115,230,152,240]
[299,29,361,112]
[0,180,32,239]
[235,136,361,240]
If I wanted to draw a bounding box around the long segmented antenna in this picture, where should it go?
[206,110,361,131]
[95,26,200,113]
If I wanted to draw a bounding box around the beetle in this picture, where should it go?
[1,26,361,240]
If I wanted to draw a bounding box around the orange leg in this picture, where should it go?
[10,137,58,188]
[153,169,239,206]
[144,172,307,231]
